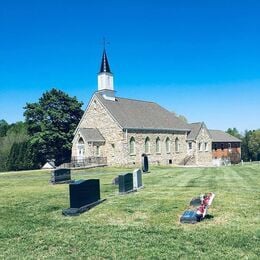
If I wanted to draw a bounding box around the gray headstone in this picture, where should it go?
[133,168,143,189]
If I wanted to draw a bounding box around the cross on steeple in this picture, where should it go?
[102,37,110,50]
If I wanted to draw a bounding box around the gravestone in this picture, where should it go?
[112,176,119,185]
[62,179,105,216]
[118,173,133,194]
[51,168,71,184]
[141,154,149,173]
[180,210,199,224]
[181,192,215,224]
[190,197,202,207]
[133,168,143,190]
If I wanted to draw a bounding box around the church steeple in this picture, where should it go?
[99,50,111,73]
[97,48,115,100]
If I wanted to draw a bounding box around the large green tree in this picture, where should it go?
[24,88,83,166]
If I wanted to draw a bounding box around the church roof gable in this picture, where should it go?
[187,122,203,140]
[95,92,190,131]
[79,128,105,142]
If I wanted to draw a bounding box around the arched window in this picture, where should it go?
[78,137,84,144]
[77,137,85,158]
[145,137,150,154]
[165,137,170,153]
[130,137,136,154]
[156,137,161,153]
[175,138,179,152]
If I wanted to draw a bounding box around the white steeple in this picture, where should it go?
[98,50,115,101]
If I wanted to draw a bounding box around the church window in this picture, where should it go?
[93,100,97,110]
[188,142,192,150]
[130,137,136,155]
[175,138,179,152]
[165,137,170,153]
[156,137,161,153]
[145,137,150,154]
[198,142,203,151]
[96,146,100,156]
[78,137,84,144]
[205,142,208,151]
[111,144,115,157]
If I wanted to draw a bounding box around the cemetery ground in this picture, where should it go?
[0,165,259,259]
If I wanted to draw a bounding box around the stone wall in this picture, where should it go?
[194,126,212,166]
[125,131,188,166]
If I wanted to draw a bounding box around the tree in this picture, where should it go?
[24,88,84,166]
[0,119,9,137]
[0,121,28,171]
[226,128,242,139]
[178,115,188,123]
[248,130,260,161]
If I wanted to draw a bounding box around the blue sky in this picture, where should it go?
[0,0,259,132]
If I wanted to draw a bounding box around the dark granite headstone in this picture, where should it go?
[51,168,71,184]
[133,169,143,189]
[119,173,133,193]
[69,179,100,208]
[63,179,105,216]
[142,154,149,173]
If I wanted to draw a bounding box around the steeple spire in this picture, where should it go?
[99,49,111,73]
[97,48,115,100]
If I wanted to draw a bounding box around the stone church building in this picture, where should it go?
[71,50,241,166]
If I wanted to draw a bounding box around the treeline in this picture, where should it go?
[0,88,83,172]
[226,128,260,161]
[0,121,29,171]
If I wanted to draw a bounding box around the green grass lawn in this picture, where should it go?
[0,165,259,259]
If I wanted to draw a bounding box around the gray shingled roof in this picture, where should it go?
[209,130,242,142]
[95,92,190,131]
[187,122,203,140]
[79,128,105,142]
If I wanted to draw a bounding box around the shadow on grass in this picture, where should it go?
[204,214,214,220]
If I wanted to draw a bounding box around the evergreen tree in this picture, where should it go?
[24,88,84,166]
